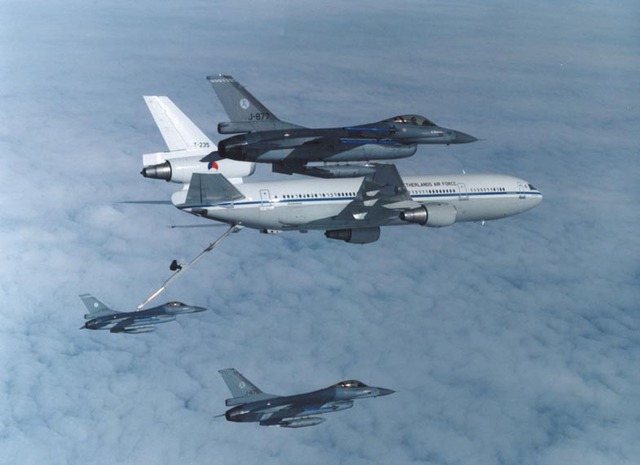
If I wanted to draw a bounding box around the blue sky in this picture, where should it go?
[1,1,639,464]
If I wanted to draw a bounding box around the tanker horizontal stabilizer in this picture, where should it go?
[183,173,245,207]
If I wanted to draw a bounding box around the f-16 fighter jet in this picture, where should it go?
[204,75,477,176]
[80,294,207,334]
[218,368,394,428]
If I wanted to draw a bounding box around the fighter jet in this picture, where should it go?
[218,368,394,428]
[79,294,207,334]
[201,75,477,176]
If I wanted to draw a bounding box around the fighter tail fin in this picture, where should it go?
[207,75,302,132]
[143,96,215,153]
[207,75,278,122]
[219,368,264,397]
[218,368,279,406]
[79,294,118,319]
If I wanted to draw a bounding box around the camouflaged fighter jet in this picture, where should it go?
[79,294,207,334]
[218,368,394,428]
[202,75,477,177]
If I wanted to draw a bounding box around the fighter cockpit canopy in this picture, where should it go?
[335,380,368,388]
[386,114,436,127]
[167,302,186,308]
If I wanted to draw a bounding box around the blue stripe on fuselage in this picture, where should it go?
[339,138,397,145]
[181,191,542,209]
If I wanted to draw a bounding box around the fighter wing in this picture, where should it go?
[258,405,308,426]
[238,136,326,159]
[244,132,406,157]
[297,135,417,162]
[109,318,157,334]
[297,135,406,152]
[236,136,343,162]
[309,163,420,228]
[258,399,352,427]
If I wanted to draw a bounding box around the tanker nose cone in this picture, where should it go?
[532,191,543,207]
[453,131,478,144]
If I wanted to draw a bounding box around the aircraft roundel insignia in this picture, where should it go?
[208,161,219,170]
[239,98,250,110]
[239,381,246,389]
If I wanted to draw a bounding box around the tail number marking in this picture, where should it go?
[248,113,271,121]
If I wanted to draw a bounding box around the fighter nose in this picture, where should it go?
[453,131,478,144]
[376,388,395,397]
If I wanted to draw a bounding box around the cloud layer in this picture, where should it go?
[1,1,638,464]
